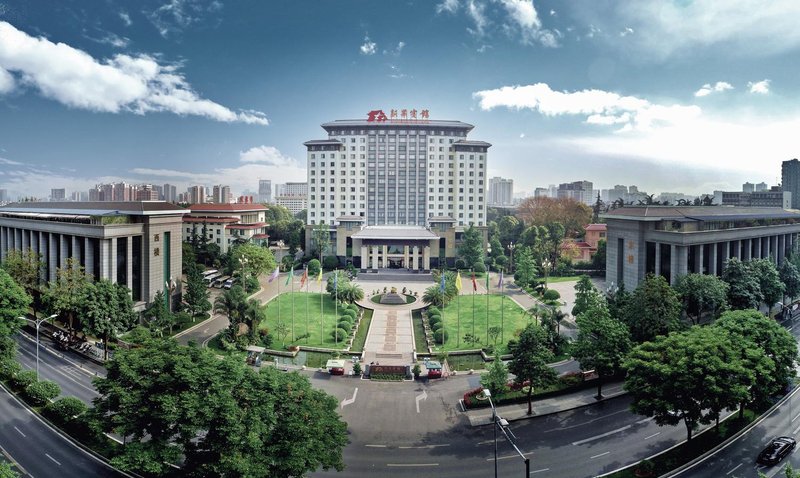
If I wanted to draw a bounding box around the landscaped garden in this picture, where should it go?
[261,292,360,350]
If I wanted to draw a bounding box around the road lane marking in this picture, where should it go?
[387,463,439,467]
[17,347,98,395]
[544,408,631,433]
[365,444,387,448]
[486,454,526,461]
[341,388,358,409]
[636,417,654,424]
[591,451,611,459]
[398,445,449,449]
[644,432,661,440]
[530,468,550,474]
[416,389,427,413]
[13,426,25,437]
[477,440,494,445]
[571,425,631,445]
[45,453,61,466]
[727,463,743,475]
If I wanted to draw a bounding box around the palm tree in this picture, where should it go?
[423,286,445,308]
[339,283,365,304]
[527,304,549,324]
[244,298,266,341]
[213,285,248,325]
[550,308,567,334]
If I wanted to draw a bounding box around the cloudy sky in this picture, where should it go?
[1,0,799,199]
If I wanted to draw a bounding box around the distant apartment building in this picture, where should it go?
[182,202,269,254]
[258,179,272,203]
[488,177,514,207]
[163,184,177,203]
[756,182,768,192]
[721,188,790,208]
[275,195,308,215]
[0,189,7,203]
[743,182,755,193]
[782,158,800,209]
[187,186,205,205]
[135,185,159,201]
[534,187,549,198]
[50,189,66,201]
[276,182,308,197]
[557,180,593,205]
[0,201,186,309]
[212,185,231,204]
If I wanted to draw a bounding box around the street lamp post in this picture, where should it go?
[541,258,552,289]
[19,313,58,381]
[483,389,530,478]
[508,241,515,274]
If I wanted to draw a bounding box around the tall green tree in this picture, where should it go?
[673,273,729,325]
[182,242,197,274]
[481,352,509,395]
[715,309,798,413]
[458,224,485,269]
[78,280,137,360]
[624,326,749,442]
[143,290,176,337]
[513,246,538,288]
[184,262,212,321]
[750,258,785,311]
[312,223,331,261]
[232,242,276,282]
[722,257,763,310]
[573,298,631,400]
[0,268,30,341]
[213,285,248,340]
[41,258,91,332]
[779,260,800,305]
[508,323,558,415]
[622,274,683,343]
[572,275,599,317]
[1,248,44,317]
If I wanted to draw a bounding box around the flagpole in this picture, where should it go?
[305,268,309,342]
[457,271,461,347]
[291,267,295,342]
[472,269,476,342]
[334,269,338,347]
[486,271,490,346]
[320,271,324,345]
[501,268,505,343]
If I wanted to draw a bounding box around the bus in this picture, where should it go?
[201,269,218,278]
[205,273,222,286]
[213,276,231,288]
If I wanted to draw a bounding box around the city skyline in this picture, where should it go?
[2,1,800,199]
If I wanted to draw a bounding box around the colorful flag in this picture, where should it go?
[316,267,323,284]
[285,266,294,286]
[497,270,504,288]
[439,272,446,293]
[456,271,463,292]
[472,272,477,292]
[299,267,308,288]
[268,266,279,283]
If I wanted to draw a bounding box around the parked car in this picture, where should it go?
[757,436,796,465]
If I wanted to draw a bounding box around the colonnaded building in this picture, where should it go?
[604,206,800,287]
[0,201,186,310]
[304,110,490,272]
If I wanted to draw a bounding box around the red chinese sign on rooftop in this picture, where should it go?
[367,109,430,123]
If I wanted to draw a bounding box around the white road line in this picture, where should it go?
[591,451,611,459]
[44,453,61,466]
[16,347,97,394]
[386,463,439,467]
[636,417,654,424]
[486,454,524,461]
[793,422,800,435]
[572,425,631,446]
[477,440,494,445]
[726,463,743,475]
[792,410,800,423]
[644,432,661,440]
[543,408,631,433]
[415,389,427,413]
[530,468,550,474]
[341,388,358,409]
[13,426,26,438]
[365,444,387,448]
[398,445,449,449]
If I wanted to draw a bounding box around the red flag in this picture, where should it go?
[471,272,477,292]
[299,267,308,288]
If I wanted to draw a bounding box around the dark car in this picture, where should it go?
[757,437,796,466]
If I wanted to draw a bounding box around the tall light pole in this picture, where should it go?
[507,241,515,274]
[484,389,498,478]
[541,258,552,290]
[482,388,530,478]
[19,314,58,381]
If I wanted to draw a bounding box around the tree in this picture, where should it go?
[338,282,365,304]
[182,242,197,274]
[487,326,501,345]
[1,248,44,317]
[184,262,211,321]
[143,290,176,337]
[673,273,729,325]
[572,299,631,399]
[572,275,599,317]
[622,274,682,343]
[312,223,331,261]
[515,196,592,238]
[0,269,30,341]
[513,246,538,288]
[750,258,785,312]
[780,260,800,305]
[42,258,91,333]
[624,326,749,442]
[79,280,137,360]
[0,462,19,478]
[458,225,484,269]
[544,223,566,271]
[507,323,558,415]
[232,242,276,282]
[722,257,763,310]
[243,298,267,342]
[213,286,248,340]
[715,309,798,413]
[307,258,321,277]
[481,352,508,395]
[591,239,607,270]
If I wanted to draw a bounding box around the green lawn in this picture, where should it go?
[261,292,352,349]
[434,294,531,353]
[545,275,580,283]
[350,308,372,353]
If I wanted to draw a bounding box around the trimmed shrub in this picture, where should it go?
[428,306,441,315]
[10,370,37,390]
[340,309,357,320]
[323,255,339,270]
[337,316,354,326]
[543,289,561,301]
[124,326,153,345]
[428,312,441,320]
[473,262,486,273]
[433,328,449,344]
[0,359,21,381]
[455,259,466,269]
[428,316,442,328]
[346,304,359,314]
[337,321,353,331]
[331,328,348,341]
[25,380,61,406]
[307,259,321,277]
[44,396,87,424]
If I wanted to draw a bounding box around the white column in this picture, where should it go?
[110,237,118,283]
[99,239,110,280]
[84,237,95,280]
[709,242,718,275]
[403,245,409,270]
[696,244,704,273]
[48,233,57,282]
[412,246,419,271]
[126,238,133,292]
[771,235,779,264]
[360,245,367,271]
[423,245,431,271]
[371,245,378,270]
[382,245,388,269]
[756,237,763,258]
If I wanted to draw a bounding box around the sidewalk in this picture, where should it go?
[464,379,627,426]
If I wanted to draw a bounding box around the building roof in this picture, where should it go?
[452,140,492,148]
[427,216,456,223]
[189,203,267,212]
[602,206,800,222]
[336,215,365,222]
[351,225,440,240]
[252,233,270,240]
[183,216,240,224]
[303,139,343,146]
[320,119,475,132]
[585,224,607,231]
[0,201,187,216]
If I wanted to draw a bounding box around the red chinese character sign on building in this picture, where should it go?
[366,109,430,123]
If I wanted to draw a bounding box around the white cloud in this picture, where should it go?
[145,0,217,38]
[473,82,701,131]
[748,79,771,94]
[466,1,488,36]
[383,41,405,56]
[497,0,558,47]
[0,21,267,125]
[0,66,13,93]
[694,81,733,97]
[437,0,459,14]
[549,9,556,16]
[119,11,132,27]
[519,133,525,138]
[359,35,377,55]
[238,145,296,166]
[608,1,800,59]
[619,27,634,37]
[0,156,23,166]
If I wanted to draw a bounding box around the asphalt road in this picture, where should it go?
[0,384,122,478]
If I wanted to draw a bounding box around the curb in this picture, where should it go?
[0,381,138,478]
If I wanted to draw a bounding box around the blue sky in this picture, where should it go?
[1,0,799,200]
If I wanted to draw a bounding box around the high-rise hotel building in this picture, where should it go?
[304,111,490,271]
